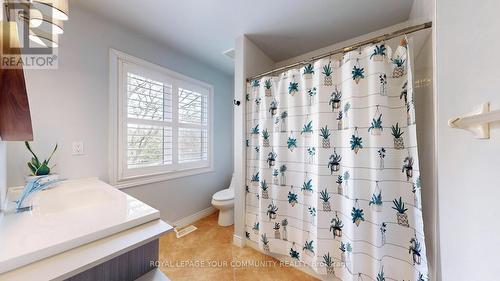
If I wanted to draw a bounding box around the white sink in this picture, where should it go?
[0,178,160,274]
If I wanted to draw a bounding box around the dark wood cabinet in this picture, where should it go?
[0,22,33,141]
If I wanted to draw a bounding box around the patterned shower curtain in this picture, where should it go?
[245,38,428,280]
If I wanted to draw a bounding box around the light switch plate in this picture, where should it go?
[72,142,85,155]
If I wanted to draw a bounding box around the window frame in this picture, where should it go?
[109,49,214,188]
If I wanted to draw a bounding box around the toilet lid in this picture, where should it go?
[213,189,234,201]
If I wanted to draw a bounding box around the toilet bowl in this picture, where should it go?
[211,175,235,226]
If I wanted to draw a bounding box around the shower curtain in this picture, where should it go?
[245,38,428,280]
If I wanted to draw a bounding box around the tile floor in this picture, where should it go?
[159,212,320,281]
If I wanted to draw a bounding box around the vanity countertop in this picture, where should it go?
[0,178,160,274]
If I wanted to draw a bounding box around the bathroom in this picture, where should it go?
[0,0,499,280]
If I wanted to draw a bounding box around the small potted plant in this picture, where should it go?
[322,62,333,86]
[369,191,383,212]
[303,240,315,257]
[320,189,331,211]
[250,172,260,187]
[301,121,313,138]
[343,171,350,190]
[400,81,408,104]
[252,222,259,235]
[287,136,297,151]
[351,200,365,227]
[328,151,342,174]
[281,218,288,240]
[262,129,270,147]
[339,242,347,263]
[272,169,279,185]
[391,123,405,150]
[320,126,331,148]
[376,266,386,281]
[288,191,298,207]
[308,207,316,225]
[308,87,317,105]
[378,147,386,169]
[337,111,343,130]
[380,222,387,245]
[267,202,278,220]
[330,212,344,238]
[329,88,342,111]
[279,164,287,186]
[251,79,260,90]
[379,74,387,96]
[307,147,316,164]
[343,102,351,129]
[261,233,270,252]
[350,133,363,154]
[264,79,272,96]
[288,81,299,96]
[391,56,406,78]
[413,177,422,208]
[289,245,300,260]
[352,65,365,84]
[346,243,353,271]
[250,124,260,137]
[301,179,313,195]
[255,97,262,111]
[267,151,277,167]
[323,252,335,276]
[370,44,387,61]
[280,111,288,132]
[24,142,59,183]
[368,114,383,135]
[409,236,422,265]
[273,222,281,239]
[336,175,343,196]
[402,156,414,181]
[260,180,269,199]
[269,99,278,116]
[392,197,409,227]
[303,64,314,79]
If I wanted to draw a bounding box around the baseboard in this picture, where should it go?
[171,206,217,228]
[232,234,245,248]
[245,239,325,280]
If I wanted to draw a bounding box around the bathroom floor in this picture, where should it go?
[159,212,319,281]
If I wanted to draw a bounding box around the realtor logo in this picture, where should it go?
[1,1,66,69]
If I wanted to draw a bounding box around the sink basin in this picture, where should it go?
[0,178,160,274]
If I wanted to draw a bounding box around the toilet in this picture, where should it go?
[211,174,235,226]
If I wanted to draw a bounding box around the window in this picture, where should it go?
[110,50,213,188]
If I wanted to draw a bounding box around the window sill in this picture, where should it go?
[112,166,214,189]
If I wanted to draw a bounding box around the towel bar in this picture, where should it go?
[448,102,500,139]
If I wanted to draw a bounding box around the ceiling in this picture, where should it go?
[75,0,415,75]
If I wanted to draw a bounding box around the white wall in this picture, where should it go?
[408,0,437,279]
[5,4,234,223]
[436,0,500,280]
[0,142,6,211]
[233,36,275,245]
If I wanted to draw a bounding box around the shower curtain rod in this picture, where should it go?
[247,21,432,82]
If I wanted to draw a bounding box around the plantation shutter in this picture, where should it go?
[121,61,210,178]
[125,69,173,169]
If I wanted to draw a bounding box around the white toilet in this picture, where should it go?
[211,174,235,226]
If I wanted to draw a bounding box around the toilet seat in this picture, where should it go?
[212,189,234,201]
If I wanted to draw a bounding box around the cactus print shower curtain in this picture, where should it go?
[245,38,428,280]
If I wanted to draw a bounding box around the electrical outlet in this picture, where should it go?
[72,142,85,155]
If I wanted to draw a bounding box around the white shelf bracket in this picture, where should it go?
[448,102,500,139]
